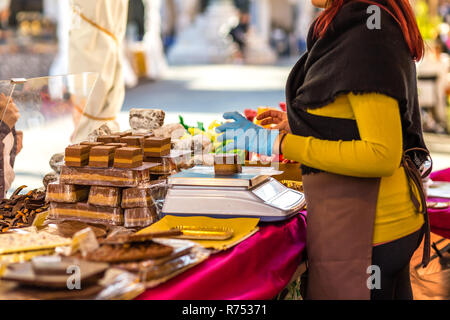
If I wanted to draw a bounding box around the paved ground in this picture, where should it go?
[10,62,450,193]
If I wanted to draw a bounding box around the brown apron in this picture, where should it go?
[303,172,381,300]
[303,149,432,300]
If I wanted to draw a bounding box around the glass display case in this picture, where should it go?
[0,72,98,194]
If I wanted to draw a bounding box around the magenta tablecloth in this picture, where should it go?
[429,168,450,239]
[137,215,307,300]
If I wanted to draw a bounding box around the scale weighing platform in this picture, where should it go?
[162,166,306,222]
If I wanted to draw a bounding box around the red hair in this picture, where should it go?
[314,0,424,60]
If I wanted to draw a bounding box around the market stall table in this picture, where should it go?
[136,214,307,300]
[429,168,450,239]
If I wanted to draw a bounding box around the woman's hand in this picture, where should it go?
[216,111,279,156]
[256,109,291,133]
[16,131,23,154]
[0,94,20,129]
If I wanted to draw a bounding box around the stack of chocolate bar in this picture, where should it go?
[121,181,167,228]
[47,132,167,228]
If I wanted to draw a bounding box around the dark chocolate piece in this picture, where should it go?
[214,154,242,176]
[105,143,128,149]
[80,141,104,147]
[120,136,145,148]
[144,137,171,157]
[97,135,121,144]
[112,131,133,138]
[65,145,91,167]
[114,147,143,169]
[88,146,116,168]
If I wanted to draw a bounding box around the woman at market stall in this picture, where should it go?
[216,0,431,300]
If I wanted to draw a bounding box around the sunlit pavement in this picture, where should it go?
[10,62,450,193]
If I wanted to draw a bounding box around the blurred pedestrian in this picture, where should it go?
[229,12,250,60]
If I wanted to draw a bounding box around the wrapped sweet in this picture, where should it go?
[49,202,124,226]
[60,163,157,187]
[46,183,90,203]
[124,207,158,228]
[88,186,121,207]
[122,181,167,209]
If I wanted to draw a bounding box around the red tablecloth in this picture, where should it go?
[429,168,450,239]
[137,215,307,300]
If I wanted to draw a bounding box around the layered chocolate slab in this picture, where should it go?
[49,202,124,226]
[65,145,91,167]
[88,186,121,207]
[120,136,145,148]
[97,135,121,144]
[145,150,192,174]
[144,137,171,157]
[214,154,242,176]
[89,146,116,168]
[114,147,143,169]
[134,133,154,139]
[46,183,90,203]
[80,141,104,147]
[124,207,158,228]
[60,163,158,187]
[112,131,133,138]
[105,142,128,149]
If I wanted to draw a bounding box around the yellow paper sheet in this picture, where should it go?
[137,216,260,251]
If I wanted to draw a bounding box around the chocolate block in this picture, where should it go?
[120,136,145,148]
[46,183,89,203]
[105,143,128,149]
[49,202,124,226]
[89,146,116,168]
[65,145,91,167]
[121,182,166,209]
[97,135,121,144]
[80,141,104,147]
[60,163,158,187]
[114,147,143,169]
[144,137,171,157]
[124,207,158,228]
[88,186,121,207]
[214,154,242,176]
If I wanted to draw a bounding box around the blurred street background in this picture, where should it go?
[0,0,448,190]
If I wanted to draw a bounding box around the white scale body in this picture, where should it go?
[162,167,306,222]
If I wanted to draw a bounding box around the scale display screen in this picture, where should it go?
[252,180,287,202]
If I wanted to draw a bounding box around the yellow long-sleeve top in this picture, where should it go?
[283,93,424,245]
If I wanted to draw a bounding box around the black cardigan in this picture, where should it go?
[286,0,428,174]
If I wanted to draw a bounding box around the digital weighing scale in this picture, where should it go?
[162,166,306,222]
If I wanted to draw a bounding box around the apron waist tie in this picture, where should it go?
[402,148,432,267]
